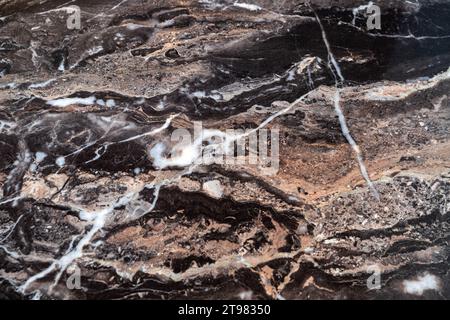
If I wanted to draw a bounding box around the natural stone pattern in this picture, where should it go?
[0,0,449,300]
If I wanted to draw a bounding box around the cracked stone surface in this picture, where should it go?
[0,0,449,300]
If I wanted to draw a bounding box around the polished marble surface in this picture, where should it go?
[0,0,449,299]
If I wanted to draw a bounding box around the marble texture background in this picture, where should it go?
[0,0,449,299]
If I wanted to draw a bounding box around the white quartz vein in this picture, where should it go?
[313,8,380,199]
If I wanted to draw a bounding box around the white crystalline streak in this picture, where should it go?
[5,146,31,197]
[191,91,207,98]
[126,23,144,30]
[118,113,178,144]
[0,214,23,243]
[106,99,116,108]
[37,6,78,15]
[20,210,107,292]
[70,46,103,69]
[30,45,40,68]
[0,120,17,132]
[20,193,134,293]
[190,90,222,101]
[199,0,225,10]
[151,90,311,171]
[286,68,296,81]
[31,291,42,300]
[84,145,108,164]
[313,9,380,199]
[0,244,20,259]
[111,0,128,11]
[403,273,440,296]
[233,2,262,11]
[150,140,200,169]
[55,156,65,167]
[47,96,97,107]
[58,57,65,71]
[35,152,47,163]
[333,91,379,198]
[83,114,178,164]
[29,78,56,89]
[0,196,22,206]
[0,83,17,89]
[150,128,235,169]
[242,91,311,137]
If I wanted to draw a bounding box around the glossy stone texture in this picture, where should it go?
[0,0,449,300]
